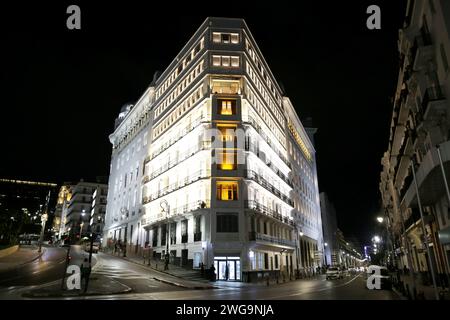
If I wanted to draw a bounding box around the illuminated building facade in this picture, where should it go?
[104,17,323,281]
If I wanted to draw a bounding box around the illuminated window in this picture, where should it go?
[212,79,240,94]
[222,56,230,67]
[216,181,238,201]
[213,32,221,43]
[218,99,236,115]
[212,55,221,66]
[218,125,237,147]
[231,33,239,44]
[217,151,237,170]
[231,56,239,67]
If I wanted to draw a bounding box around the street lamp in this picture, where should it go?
[376,216,384,223]
[160,199,170,268]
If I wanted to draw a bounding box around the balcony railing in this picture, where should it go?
[244,115,291,169]
[421,86,445,117]
[245,141,293,188]
[142,169,210,204]
[244,170,294,207]
[244,200,295,227]
[141,200,210,227]
[248,231,296,247]
[145,115,208,164]
[143,141,211,185]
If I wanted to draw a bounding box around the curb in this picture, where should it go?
[106,253,215,290]
[22,287,132,299]
[152,277,217,290]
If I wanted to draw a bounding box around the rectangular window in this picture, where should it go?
[216,181,238,201]
[212,55,221,66]
[218,99,236,115]
[231,33,239,44]
[212,32,221,43]
[170,222,177,245]
[216,213,238,232]
[231,56,239,67]
[221,33,231,43]
[222,56,230,67]
[181,219,188,243]
[275,255,278,269]
[264,253,269,269]
[217,151,237,170]
[211,79,240,94]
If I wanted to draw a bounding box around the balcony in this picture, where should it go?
[245,200,295,228]
[143,141,211,185]
[145,114,208,164]
[141,200,210,227]
[243,115,290,169]
[142,169,210,204]
[248,231,296,248]
[412,31,433,70]
[245,141,293,188]
[402,140,450,208]
[421,86,446,121]
[244,170,294,207]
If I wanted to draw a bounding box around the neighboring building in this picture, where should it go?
[103,17,324,281]
[319,192,339,266]
[336,229,364,268]
[61,179,108,243]
[53,184,71,242]
[380,0,450,283]
[0,178,57,244]
[90,185,108,239]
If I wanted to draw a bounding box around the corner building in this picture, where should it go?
[104,17,323,281]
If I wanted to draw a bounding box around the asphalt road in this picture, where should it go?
[0,249,400,300]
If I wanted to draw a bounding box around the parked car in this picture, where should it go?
[326,267,343,280]
[366,265,392,290]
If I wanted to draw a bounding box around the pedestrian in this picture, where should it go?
[210,264,216,281]
[200,263,205,277]
[403,265,408,275]
[80,258,92,293]
[164,253,169,270]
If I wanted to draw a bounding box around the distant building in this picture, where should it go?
[319,192,339,266]
[0,178,57,244]
[60,179,108,243]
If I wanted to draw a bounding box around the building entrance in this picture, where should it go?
[214,256,241,281]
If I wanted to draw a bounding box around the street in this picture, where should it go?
[0,247,399,300]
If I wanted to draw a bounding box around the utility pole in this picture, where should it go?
[38,190,50,254]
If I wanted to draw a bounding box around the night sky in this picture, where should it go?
[0,1,407,245]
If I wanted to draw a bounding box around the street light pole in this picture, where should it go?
[160,200,170,266]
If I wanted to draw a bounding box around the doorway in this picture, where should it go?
[214,256,241,281]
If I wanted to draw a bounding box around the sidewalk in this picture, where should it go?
[107,251,316,289]
[394,274,449,300]
[104,252,216,290]
[0,245,44,272]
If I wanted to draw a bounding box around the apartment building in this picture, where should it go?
[103,17,323,281]
[380,0,450,284]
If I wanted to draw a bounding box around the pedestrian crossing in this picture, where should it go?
[92,264,153,280]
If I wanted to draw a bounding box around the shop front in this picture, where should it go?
[214,256,241,281]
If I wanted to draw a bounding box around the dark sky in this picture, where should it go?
[0,1,407,245]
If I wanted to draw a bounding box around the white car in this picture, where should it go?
[326,267,343,280]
